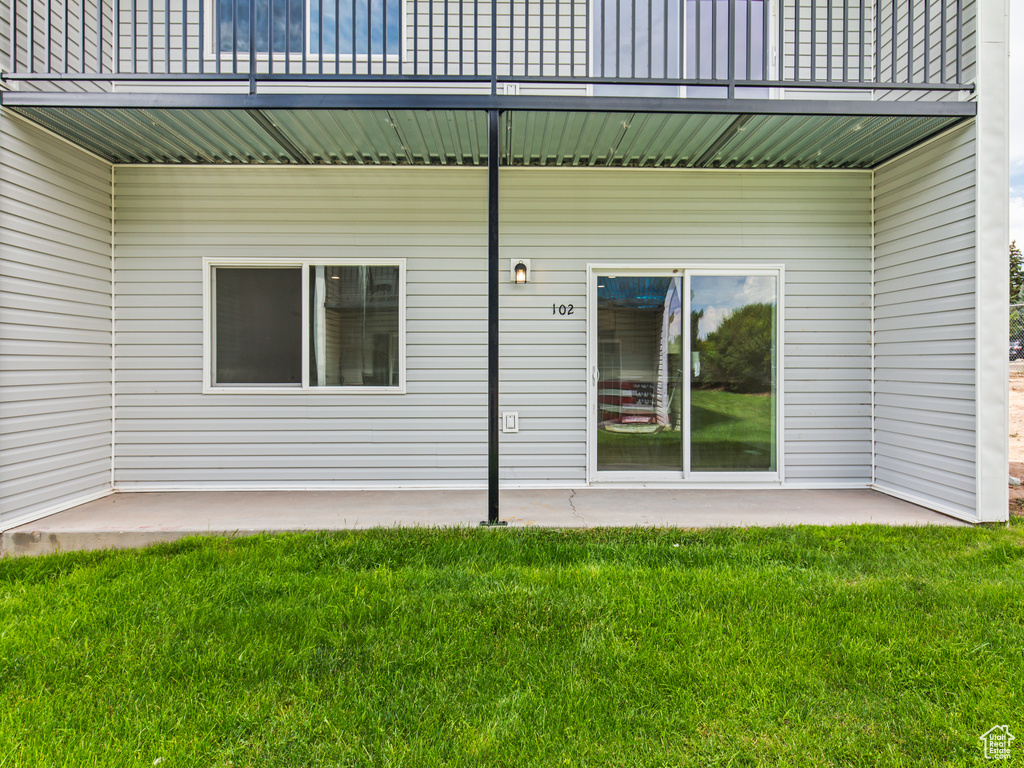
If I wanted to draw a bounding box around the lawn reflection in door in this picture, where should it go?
[596,273,777,474]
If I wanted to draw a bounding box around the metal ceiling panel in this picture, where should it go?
[13,105,962,170]
[16,107,488,165]
[507,111,962,169]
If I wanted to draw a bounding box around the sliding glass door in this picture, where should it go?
[592,268,780,480]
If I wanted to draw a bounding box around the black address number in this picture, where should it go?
[552,303,575,316]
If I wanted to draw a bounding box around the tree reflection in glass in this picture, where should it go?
[690,275,777,471]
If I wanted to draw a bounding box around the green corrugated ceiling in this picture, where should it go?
[13,106,962,169]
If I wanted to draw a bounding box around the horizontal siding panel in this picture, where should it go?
[1,475,111,521]
[0,109,112,525]
[0,444,112,485]
[875,367,976,386]
[872,124,976,519]
[874,416,976,448]
[1,255,111,294]
[873,308,975,332]
[1,274,113,309]
[0,452,110,498]
[115,430,484,445]
[875,392,974,415]
[873,241,976,282]
[874,455,975,497]
[1,291,112,321]
[873,293,974,321]
[2,228,114,270]
[873,430,975,463]
[0,381,113,403]
[114,468,489,482]
[873,275,976,305]
[785,465,873,480]
[114,165,873,488]
[871,339,974,357]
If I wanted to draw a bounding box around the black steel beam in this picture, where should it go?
[0,91,979,120]
[482,108,505,527]
[1,72,973,93]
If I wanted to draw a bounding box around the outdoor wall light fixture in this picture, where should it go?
[511,259,530,284]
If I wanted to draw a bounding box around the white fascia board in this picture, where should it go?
[975,0,1010,522]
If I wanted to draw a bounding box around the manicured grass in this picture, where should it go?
[0,524,1022,766]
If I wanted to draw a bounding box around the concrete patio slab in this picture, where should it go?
[1,488,965,557]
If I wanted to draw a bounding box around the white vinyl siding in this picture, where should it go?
[501,168,872,485]
[113,166,487,487]
[114,165,872,489]
[0,109,113,526]
[872,123,976,518]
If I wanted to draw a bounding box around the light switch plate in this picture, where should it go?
[502,412,519,433]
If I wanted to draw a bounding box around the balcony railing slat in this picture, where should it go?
[939,0,946,81]
[629,0,635,76]
[794,0,799,82]
[809,0,815,81]
[950,0,958,83]
[874,0,879,82]
[858,0,864,82]
[889,0,895,83]
[45,0,51,70]
[586,0,591,79]
[62,0,68,72]
[165,0,170,74]
[556,0,561,78]
[184,0,189,75]
[711,0,717,79]
[906,0,912,83]
[248,0,255,86]
[694,0,700,79]
[923,0,929,83]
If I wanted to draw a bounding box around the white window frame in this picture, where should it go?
[586,263,785,486]
[202,256,406,394]
[203,0,408,64]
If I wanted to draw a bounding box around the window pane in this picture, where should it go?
[309,265,400,387]
[596,276,683,471]
[218,0,304,53]
[690,274,777,471]
[215,268,302,385]
[309,0,401,55]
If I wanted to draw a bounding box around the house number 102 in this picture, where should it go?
[552,303,574,316]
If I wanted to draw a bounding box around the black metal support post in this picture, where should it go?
[482,108,505,526]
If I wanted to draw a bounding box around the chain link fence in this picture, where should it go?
[1012,304,1024,376]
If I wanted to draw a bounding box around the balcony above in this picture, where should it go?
[3,0,976,98]
[1,0,977,168]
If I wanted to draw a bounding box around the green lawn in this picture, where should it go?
[1,524,1022,766]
